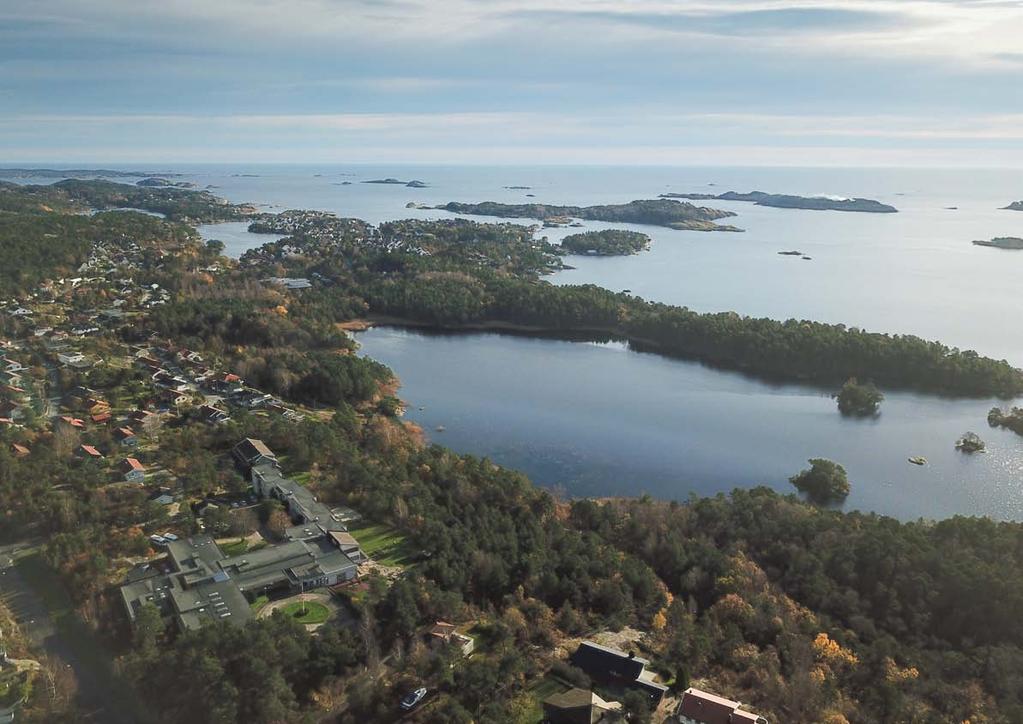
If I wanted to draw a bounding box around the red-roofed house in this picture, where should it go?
[120,457,146,482]
[79,444,103,459]
[10,443,29,457]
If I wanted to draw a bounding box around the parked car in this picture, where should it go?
[399,687,427,711]
[162,532,179,541]
[149,534,168,546]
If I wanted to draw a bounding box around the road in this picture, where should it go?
[0,542,152,724]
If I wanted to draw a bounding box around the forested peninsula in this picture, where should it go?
[437,198,744,231]
[0,178,256,223]
[661,191,898,213]
[241,210,1023,398]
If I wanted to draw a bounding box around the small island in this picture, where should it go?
[973,237,1023,250]
[989,406,1023,436]
[560,229,651,256]
[955,431,986,453]
[363,178,428,188]
[778,250,803,256]
[437,198,743,232]
[790,458,850,505]
[660,190,898,213]
[1003,201,1023,211]
[834,378,884,416]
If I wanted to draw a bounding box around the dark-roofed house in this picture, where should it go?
[570,641,668,705]
[676,688,767,724]
[542,688,623,724]
[233,437,279,473]
[115,426,138,447]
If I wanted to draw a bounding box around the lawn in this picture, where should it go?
[279,600,331,624]
[219,538,248,556]
[345,520,416,567]
[249,595,269,614]
[518,675,571,724]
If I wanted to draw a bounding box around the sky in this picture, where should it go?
[2,0,1023,166]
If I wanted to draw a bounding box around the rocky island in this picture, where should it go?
[136,177,196,188]
[364,178,428,187]
[560,229,651,255]
[973,237,1023,250]
[660,190,898,213]
[437,198,743,231]
[1004,201,1023,211]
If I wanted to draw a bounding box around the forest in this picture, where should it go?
[231,212,1023,397]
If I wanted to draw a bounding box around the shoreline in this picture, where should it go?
[346,315,1015,400]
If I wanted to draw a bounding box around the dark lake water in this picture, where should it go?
[355,326,1023,521]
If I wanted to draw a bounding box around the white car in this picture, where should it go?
[162,533,179,541]
[149,534,168,546]
[400,687,427,711]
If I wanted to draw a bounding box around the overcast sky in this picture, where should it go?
[2,0,1023,166]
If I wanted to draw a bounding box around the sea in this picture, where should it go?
[6,163,1023,520]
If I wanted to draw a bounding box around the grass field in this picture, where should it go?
[280,600,331,624]
[249,594,269,613]
[345,520,416,567]
[519,676,571,723]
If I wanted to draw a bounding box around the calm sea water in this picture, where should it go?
[8,164,1022,518]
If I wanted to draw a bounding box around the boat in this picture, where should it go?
[908,456,927,466]
[435,425,446,432]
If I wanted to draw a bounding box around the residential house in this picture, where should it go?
[427,621,475,657]
[56,351,91,368]
[10,443,29,458]
[542,688,623,724]
[78,444,103,459]
[676,688,767,724]
[0,400,22,421]
[115,427,138,447]
[129,409,162,433]
[120,457,146,483]
[91,411,112,424]
[198,404,230,425]
[569,642,668,705]
[59,416,86,430]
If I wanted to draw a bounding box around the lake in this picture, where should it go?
[354,326,1023,521]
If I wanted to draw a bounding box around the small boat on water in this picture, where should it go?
[435,425,446,432]
[908,456,927,466]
